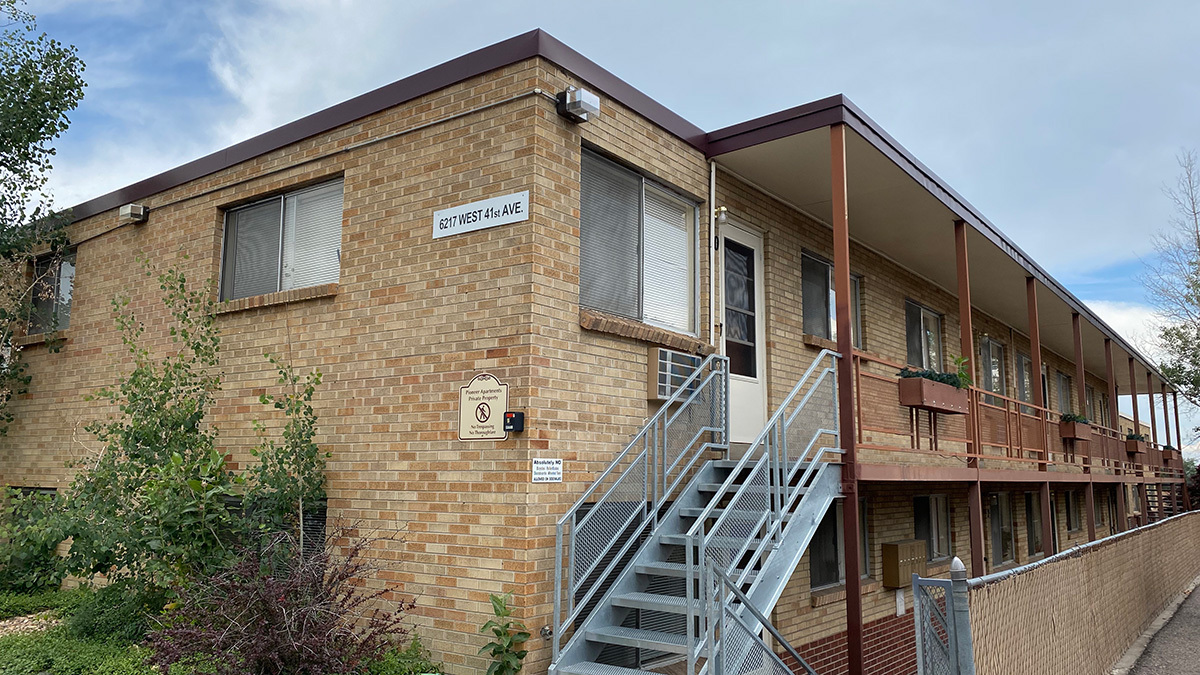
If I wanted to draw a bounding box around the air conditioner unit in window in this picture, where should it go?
[648,346,702,401]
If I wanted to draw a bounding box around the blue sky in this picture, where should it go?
[24,0,1200,442]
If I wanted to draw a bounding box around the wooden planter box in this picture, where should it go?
[1059,421,1092,441]
[1162,448,1177,462]
[1125,439,1147,457]
[898,377,968,415]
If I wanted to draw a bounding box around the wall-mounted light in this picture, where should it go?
[118,203,149,225]
[556,86,600,123]
[714,206,728,224]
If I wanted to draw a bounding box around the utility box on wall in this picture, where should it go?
[882,539,927,588]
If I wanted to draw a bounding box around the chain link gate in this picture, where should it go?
[914,557,975,675]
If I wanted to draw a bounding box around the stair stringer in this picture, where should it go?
[740,460,843,632]
[550,461,722,675]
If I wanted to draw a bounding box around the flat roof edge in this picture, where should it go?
[66,28,708,223]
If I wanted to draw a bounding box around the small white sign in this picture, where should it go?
[433,190,529,240]
[532,458,563,483]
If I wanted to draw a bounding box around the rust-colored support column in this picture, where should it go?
[957,219,986,577]
[1175,392,1191,510]
[1147,372,1158,446]
[1028,277,1047,470]
[1129,358,1141,434]
[1040,481,1053,557]
[1071,314,1096,540]
[1139,483,1149,527]
[830,123,863,675]
[1161,382,1173,449]
[1105,339,1127,529]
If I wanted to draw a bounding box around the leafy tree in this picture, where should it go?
[63,265,242,588]
[244,355,329,541]
[0,0,84,435]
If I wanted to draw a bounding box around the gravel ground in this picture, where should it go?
[0,611,59,637]
[1130,587,1200,674]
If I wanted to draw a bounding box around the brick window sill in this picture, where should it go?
[810,578,883,607]
[216,283,338,315]
[925,559,953,576]
[580,308,714,355]
[14,331,65,348]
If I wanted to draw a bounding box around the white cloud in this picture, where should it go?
[1083,300,1163,359]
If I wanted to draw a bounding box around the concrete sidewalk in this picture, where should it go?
[1127,585,1200,674]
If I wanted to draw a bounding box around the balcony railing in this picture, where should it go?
[853,351,1184,479]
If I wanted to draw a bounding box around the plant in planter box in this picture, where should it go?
[1058,412,1091,441]
[1126,433,1148,456]
[896,356,972,415]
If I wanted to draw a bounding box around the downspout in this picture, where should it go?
[709,160,719,349]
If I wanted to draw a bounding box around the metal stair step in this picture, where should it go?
[660,533,768,550]
[585,626,694,655]
[557,662,655,675]
[698,482,775,493]
[635,561,761,584]
[680,506,798,520]
[612,591,700,614]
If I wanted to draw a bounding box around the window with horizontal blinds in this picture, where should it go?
[642,186,693,332]
[580,153,641,320]
[226,199,282,301]
[283,181,344,291]
[579,151,697,334]
[221,179,344,302]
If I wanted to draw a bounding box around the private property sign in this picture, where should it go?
[433,190,529,239]
[458,373,509,441]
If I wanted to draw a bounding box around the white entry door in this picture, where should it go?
[722,224,768,444]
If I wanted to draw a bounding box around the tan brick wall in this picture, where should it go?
[969,511,1200,675]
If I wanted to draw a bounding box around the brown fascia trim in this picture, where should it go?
[705,96,1172,391]
[67,29,708,223]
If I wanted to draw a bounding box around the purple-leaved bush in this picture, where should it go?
[146,524,413,675]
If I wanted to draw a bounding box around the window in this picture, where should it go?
[988,493,1015,567]
[1066,491,1081,532]
[579,151,696,334]
[220,179,344,302]
[809,499,869,588]
[1098,392,1111,428]
[914,495,951,561]
[1026,491,1042,556]
[905,301,942,369]
[1085,384,1096,422]
[725,239,757,376]
[980,338,1006,405]
[29,251,76,334]
[801,252,862,348]
[1056,372,1073,413]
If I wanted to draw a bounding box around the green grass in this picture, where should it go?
[0,627,153,675]
[0,588,86,621]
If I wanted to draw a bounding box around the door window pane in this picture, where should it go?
[725,239,756,377]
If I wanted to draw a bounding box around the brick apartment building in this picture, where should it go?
[0,29,1187,675]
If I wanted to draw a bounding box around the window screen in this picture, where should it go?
[802,254,831,338]
[30,251,75,334]
[580,153,641,319]
[724,239,756,377]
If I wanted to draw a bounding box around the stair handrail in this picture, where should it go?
[685,350,840,674]
[706,560,817,675]
[552,353,729,662]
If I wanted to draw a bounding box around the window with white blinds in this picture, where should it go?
[221,179,344,301]
[580,151,696,334]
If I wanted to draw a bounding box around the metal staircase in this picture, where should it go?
[551,351,843,675]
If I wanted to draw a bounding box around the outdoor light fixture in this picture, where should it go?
[556,86,600,123]
[118,203,149,225]
[714,206,728,224]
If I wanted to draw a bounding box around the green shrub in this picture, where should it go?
[65,583,166,644]
[365,636,445,675]
[0,627,153,675]
[0,488,67,591]
[0,587,86,620]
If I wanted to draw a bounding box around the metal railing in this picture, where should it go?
[686,349,840,673]
[706,560,816,675]
[551,354,729,661]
